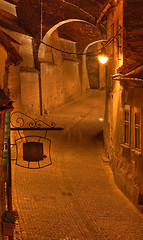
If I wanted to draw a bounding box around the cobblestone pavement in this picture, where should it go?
[11,90,143,240]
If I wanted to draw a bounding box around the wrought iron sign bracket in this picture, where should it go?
[10,112,64,169]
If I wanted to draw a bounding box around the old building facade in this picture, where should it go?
[100,0,143,211]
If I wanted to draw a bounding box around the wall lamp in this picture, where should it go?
[98,47,108,64]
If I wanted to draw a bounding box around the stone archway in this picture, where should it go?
[38,19,102,114]
[38,19,95,60]
[82,39,107,91]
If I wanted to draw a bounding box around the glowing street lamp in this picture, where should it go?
[98,47,108,64]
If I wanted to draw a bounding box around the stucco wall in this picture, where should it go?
[20,71,40,115]
[39,32,81,113]
[62,59,80,101]
[86,44,99,89]
[1,26,83,116]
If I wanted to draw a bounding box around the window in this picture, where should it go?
[124,105,130,145]
[123,106,142,154]
[134,108,141,151]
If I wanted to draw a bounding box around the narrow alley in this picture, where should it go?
[12,90,143,240]
[0,1,143,240]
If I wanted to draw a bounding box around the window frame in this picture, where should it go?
[124,105,130,146]
[133,107,141,153]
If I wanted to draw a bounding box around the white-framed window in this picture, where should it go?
[124,105,130,145]
[134,107,141,152]
[123,106,142,153]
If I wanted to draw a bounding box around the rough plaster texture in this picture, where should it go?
[40,62,63,113]
[85,42,106,90]
[86,44,99,89]
[18,35,34,68]
[0,26,85,116]
[62,59,80,101]
[8,65,21,111]
[40,32,82,113]
[20,72,40,115]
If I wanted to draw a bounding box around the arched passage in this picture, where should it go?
[38,19,103,114]
[38,19,96,60]
[82,40,107,91]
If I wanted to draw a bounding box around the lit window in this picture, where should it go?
[124,106,130,145]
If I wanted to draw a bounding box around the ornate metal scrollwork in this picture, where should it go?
[10,111,64,169]
[10,111,56,129]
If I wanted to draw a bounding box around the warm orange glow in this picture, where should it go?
[98,56,108,64]
[99,118,104,121]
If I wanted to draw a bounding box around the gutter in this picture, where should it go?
[112,65,143,81]
[112,74,143,82]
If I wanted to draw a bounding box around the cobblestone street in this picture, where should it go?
[12,90,143,240]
